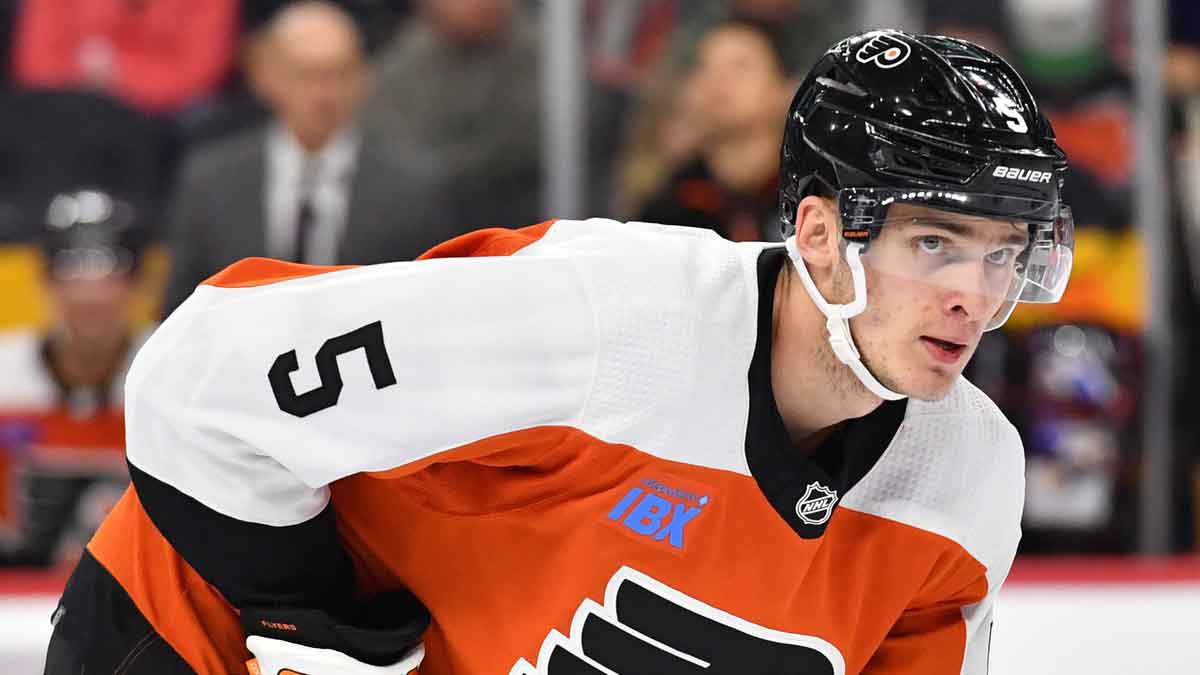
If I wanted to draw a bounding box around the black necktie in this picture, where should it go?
[293,162,318,263]
[293,197,315,263]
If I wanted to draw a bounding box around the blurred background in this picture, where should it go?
[0,0,1197,672]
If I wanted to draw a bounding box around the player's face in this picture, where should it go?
[48,274,137,346]
[847,204,1029,400]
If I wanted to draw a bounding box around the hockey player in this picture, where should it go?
[45,31,1073,675]
[0,190,152,568]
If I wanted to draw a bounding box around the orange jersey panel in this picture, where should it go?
[88,488,247,674]
[90,426,990,675]
[333,430,991,675]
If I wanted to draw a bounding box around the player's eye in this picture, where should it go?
[915,236,945,254]
[985,248,1018,266]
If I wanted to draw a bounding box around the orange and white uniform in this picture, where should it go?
[0,328,147,566]
[89,219,1024,674]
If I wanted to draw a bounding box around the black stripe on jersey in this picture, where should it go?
[127,460,357,613]
[46,550,195,674]
[744,247,907,539]
[130,461,428,667]
[579,611,702,672]
[607,575,836,674]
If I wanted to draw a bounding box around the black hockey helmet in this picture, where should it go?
[40,189,148,280]
[780,30,1069,238]
[778,30,1074,333]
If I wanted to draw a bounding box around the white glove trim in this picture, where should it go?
[246,635,425,675]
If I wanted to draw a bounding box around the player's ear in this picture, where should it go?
[792,195,841,271]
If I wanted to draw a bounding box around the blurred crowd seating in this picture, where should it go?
[0,0,1197,569]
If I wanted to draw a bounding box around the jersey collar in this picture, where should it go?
[744,246,907,539]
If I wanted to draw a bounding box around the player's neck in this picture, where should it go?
[769,263,881,451]
[703,126,778,194]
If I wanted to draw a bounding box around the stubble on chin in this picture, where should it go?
[854,331,963,402]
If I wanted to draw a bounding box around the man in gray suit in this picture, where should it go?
[164,1,454,313]
[362,0,544,231]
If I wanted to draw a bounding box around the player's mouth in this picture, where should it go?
[920,336,967,364]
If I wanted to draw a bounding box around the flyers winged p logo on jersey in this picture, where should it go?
[856,33,912,69]
[511,567,846,675]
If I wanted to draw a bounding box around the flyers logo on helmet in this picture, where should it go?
[511,567,845,675]
[855,33,912,69]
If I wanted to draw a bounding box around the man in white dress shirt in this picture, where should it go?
[164,1,457,313]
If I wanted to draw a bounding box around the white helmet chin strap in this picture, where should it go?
[784,236,907,401]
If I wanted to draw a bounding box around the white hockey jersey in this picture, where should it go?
[88,219,1024,675]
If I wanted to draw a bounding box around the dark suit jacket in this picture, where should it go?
[163,125,460,313]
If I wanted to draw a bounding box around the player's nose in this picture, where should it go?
[940,262,1000,322]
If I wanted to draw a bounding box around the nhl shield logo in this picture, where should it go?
[795,482,838,525]
[855,33,912,69]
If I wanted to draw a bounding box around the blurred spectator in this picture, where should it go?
[922,0,1010,57]
[164,1,453,314]
[662,0,851,78]
[176,28,274,148]
[1168,0,1200,97]
[0,89,163,242]
[1012,324,1141,555]
[363,0,543,229]
[1005,0,1133,195]
[1170,0,1200,552]
[574,1,680,216]
[186,0,416,146]
[636,18,792,241]
[10,0,238,115]
[244,0,414,54]
[588,0,680,89]
[0,189,152,568]
[927,0,1133,193]
[0,0,15,89]
[1005,0,1143,554]
[614,64,709,218]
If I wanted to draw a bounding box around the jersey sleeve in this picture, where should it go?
[125,224,597,529]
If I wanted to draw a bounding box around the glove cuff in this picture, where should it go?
[241,589,429,667]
